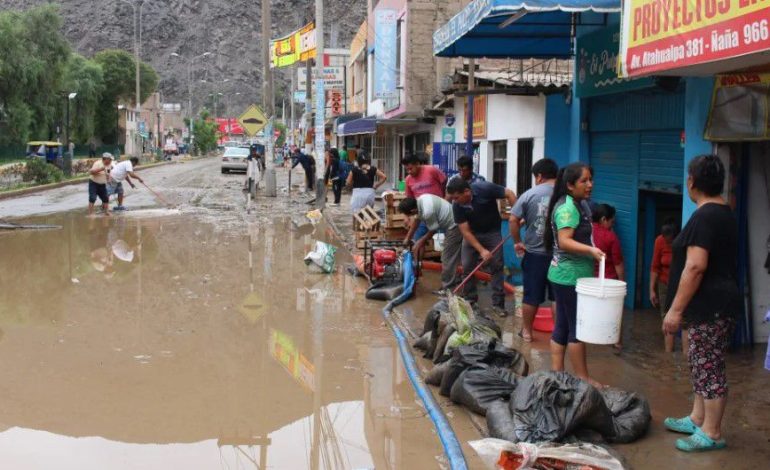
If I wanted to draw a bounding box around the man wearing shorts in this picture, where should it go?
[509,158,558,341]
[108,157,142,210]
[88,153,113,215]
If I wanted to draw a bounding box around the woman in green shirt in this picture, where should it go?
[544,162,605,387]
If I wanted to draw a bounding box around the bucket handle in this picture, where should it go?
[599,255,606,296]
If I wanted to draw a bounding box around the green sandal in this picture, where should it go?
[664,416,697,434]
[676,428,727,452]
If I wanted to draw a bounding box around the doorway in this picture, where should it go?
[637,190,682,308]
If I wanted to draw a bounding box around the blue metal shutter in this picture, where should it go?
[590,132,640,308]
[639,131,684,193]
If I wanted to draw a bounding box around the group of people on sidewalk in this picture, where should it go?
[395,152,739,453]
[87,153,143,215]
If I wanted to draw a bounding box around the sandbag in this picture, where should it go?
[432,323,455,363]
[469,439,625,470]
[304,241,337,273]
[365,281,404,301]
[488,344,529,377]
[601,388,651,443]
[449,364,519,416]
[413,332,431,351]
[486,401,518,443]
[439,343,492,396]
[425,360,450,386]
[512,371,615,443]
[422,299,449,336]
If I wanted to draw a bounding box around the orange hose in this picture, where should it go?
[421,261,517,294]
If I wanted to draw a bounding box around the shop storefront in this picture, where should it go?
[616,0,770,344]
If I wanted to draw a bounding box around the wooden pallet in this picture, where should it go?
[353,206,381,232]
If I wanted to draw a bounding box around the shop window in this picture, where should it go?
[517,139,534,195]
[491,140,507,186]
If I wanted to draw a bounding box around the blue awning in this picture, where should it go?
[433,0,620,59]
[337,117,377,137]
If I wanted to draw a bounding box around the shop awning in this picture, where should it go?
[337,117,377,136]
[433,0,620,59]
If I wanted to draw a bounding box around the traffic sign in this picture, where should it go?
[238,105,269,136]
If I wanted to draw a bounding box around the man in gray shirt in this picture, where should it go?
[399,194,462,294]
[509,158,558,342]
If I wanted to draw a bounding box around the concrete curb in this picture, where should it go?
[0,159,198,201]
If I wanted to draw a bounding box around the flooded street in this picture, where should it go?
[0,158,767,469]
[0,159,483,469]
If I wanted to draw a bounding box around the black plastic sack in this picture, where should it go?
[486,400,518,442]
[512,371,615,443]
[439,343,491,396]
[422,299,449,336]
[432,323,455,363]
[488,344,529,377]
[365,281,403,301]
[425,361,450,386]
[473,312,502,338]
[449,364,519,416]
[413,332,431,351]
[601,388,652,443]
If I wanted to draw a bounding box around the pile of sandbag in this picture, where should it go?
[413,297,651,446]
[414,297,530,417]
[486,371,651,444]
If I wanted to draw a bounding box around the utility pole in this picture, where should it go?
[314,0,326,209]
[262,0,277,197]
[290,66,296,147]
[466,58,475,160]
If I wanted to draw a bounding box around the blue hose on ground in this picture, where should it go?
[382,252,468,470]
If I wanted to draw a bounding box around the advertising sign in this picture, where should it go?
[293,90,307,104]
[270,22,317,69]
[577,27,655,98]
[620,0,770,77]
[328,90,343,116]
[374,9,398,99]
[298,67,345,89]
[463,95,487,140]
[314,78,326,156]
[269,328,315,393]
[442,128,456,143]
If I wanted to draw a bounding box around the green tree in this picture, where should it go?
[188,109,219,154]
[93,49,159,143]
[0,4,71,144]
[63,54,105,144]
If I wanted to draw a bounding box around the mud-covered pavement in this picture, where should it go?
[0,158,768,469]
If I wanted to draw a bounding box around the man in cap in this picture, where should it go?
[88,152,113,215]
[108,157,143,211]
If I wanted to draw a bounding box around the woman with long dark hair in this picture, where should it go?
[544,162,605,386]
[346,151,387,213]
[663,155,739,452]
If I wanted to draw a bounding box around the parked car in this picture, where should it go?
[221,146,250,173]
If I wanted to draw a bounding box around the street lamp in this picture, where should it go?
[170,51,211,152]
[63,92,77,177]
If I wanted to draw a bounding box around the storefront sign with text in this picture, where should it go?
[620,0,770,77]
[463,95,487,140]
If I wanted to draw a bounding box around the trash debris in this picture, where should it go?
[304,241,337,273]
[468,438,624,470]
[306,209,323,224]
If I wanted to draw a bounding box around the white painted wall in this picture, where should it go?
[441,94,546,188]
[749,144,770,344]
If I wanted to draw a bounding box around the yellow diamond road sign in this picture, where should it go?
[238,105,268,136]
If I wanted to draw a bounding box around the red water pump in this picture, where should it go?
[372,249,398,280]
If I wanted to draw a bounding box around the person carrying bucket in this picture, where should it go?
[544,162,605,388]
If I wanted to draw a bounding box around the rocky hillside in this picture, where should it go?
[0,0,366,116]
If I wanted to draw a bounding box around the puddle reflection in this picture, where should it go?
[0,213,440,469]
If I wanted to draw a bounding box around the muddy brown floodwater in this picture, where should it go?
[0,210,484,469]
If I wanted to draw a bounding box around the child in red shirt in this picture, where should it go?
[592,204,625,350]
[592,204,625,281]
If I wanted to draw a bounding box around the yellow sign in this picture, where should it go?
[269,329,315,393]
[237,105,268,137]
[238,291,265,323]
[270,22,317,69]
[620,0,770,77]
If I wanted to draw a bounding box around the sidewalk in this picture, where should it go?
[318,173,770,469]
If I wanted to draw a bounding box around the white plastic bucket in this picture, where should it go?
[575,257,627,345]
